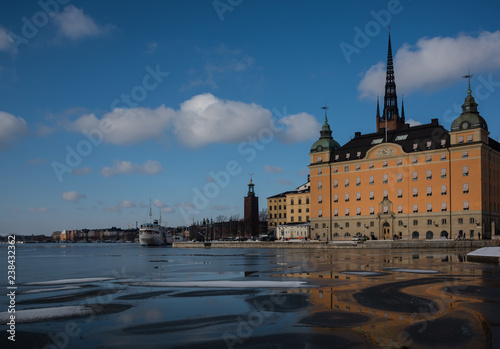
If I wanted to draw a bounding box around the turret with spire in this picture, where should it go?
[376,30,406,132]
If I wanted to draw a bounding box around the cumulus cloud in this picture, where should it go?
[54,5,111,40]
[173,93,272,147]
[358,31,500,99]
[118,200,136,208]
[276,112,320,143]
[100,160,162,177]
[62,191,86,202]
[153,199,174,213]
[67,106,174,145]
[406,119,422,127]
[0,27,11,52]
[0,111,29,148]
[65,93,320,148]
[72,167,92,175]
[264,165,284,173]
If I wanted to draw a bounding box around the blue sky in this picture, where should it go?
[1,0,500,235]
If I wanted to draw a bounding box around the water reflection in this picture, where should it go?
[0,244,497,348]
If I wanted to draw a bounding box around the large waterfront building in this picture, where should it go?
[308,34,499,241]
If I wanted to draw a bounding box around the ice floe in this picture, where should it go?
[467,247,500,257]
[23,277,114,286]
[341,271,385,276]
[0,305,93,323]
[0,304,131,324]
[385,268,439,274]
[20,285,83,294]
[125,280,307,288]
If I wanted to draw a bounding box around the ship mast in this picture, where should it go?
[149,199,152,224]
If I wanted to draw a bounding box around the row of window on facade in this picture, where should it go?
[317,167,469,189]
[315,217,474,230]
[318,183,469,204]
[317,201,469,217]
[316,148,472,164]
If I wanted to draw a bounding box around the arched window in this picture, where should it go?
[440,231,448,239]
[426,231,434,240]
[412,231,419,239]
[333,233,339,237]
[344,232,351,237]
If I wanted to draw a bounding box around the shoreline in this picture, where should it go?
[173,239,495,249]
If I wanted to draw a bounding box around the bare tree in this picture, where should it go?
[259,208,268,222]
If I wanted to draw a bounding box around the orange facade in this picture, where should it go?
[308,118,500,241]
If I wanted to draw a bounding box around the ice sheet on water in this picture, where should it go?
[0,305,93,323]
[23,277,114,286]
[20,285,83,294]
[341,271,385,276]
[125,280,307,288]
[467,247,500,257]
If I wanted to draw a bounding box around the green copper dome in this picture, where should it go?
[451,87,488,132]
[310,115,341,153]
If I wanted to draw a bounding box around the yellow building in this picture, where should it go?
[267,182,311,237]
[308,35,499,241]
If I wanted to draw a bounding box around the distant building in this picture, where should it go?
[308,33,498,241]
[267,181,311,238]
[244,177,259,235]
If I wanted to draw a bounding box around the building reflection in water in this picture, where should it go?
[269,249,491,348]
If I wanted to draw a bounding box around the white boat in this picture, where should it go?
[139,202,172,246]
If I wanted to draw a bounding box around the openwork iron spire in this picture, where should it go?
[382,32,400,122]
[376,30,405,132]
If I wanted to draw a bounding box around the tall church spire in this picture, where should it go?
[377,30,405,132]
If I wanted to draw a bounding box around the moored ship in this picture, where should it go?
[139,203,172,246]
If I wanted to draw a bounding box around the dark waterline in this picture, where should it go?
[1,243,499,348]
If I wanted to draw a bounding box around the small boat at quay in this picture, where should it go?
[139,202,172,246]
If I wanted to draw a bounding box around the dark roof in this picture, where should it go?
[329,119,450,162]
[267,191,295,199]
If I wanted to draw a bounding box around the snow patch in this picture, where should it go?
[24,277,114,286]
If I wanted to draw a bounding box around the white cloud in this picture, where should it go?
[100,160,162,177]
[0,111,29,148]
[67,106,174,145]
[173,93,272,147]
[105,206,120,212]
[118,200,136,208]
[264,165,284,173]
[406,119,422,127]
[28,207,47,212]
[72,167,92,175]
[62,191,86,202]
[153,199,174,213]
[0,27,11,52]
[65,94,320,148]
[358,31,500,99]
[276,112,320,143]
[144,42,158,54]
[36,125,53,137]
[54,5,110,40]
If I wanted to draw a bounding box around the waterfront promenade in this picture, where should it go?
[173,239,495,249]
